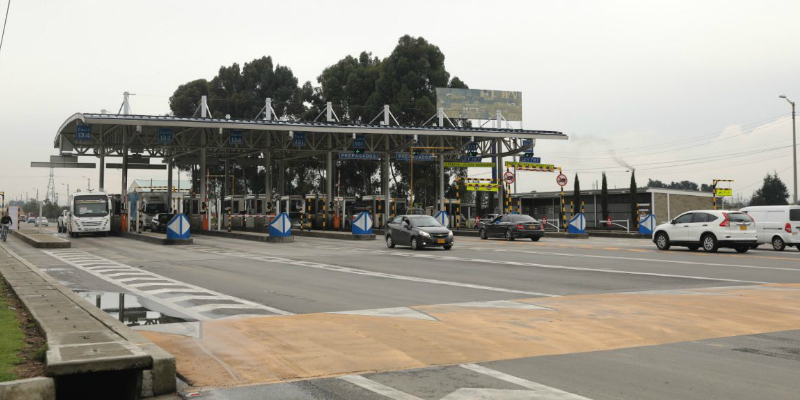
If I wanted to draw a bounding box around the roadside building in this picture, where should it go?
[512,188,714,229]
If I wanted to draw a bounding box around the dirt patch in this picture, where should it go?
[0,279,46,379]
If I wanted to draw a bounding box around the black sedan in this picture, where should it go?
[386,215,453,250]
[479,214,544,241]
[148,213,174,233]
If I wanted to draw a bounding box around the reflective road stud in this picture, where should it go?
[270,212,292,237]
[639,214,656,235]
[351,211,373,235]
[166,214,191,240]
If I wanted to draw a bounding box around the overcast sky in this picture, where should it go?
[1,0,798,204]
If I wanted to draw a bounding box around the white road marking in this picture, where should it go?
[489,248,800,272]
[329,307,438,321]
[339,375,423,400]
[440,388,542,400]
[443,300,551,310]
[189,247,557,297]
[461,364,593,399]
[44,249,292,320]
[360,249,768,285]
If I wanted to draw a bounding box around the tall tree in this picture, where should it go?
[630,171,638,227]
[601,172,609,224]
[573,174,581,214]
[750,172,789,205]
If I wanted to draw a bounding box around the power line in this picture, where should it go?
[0,0,9,64]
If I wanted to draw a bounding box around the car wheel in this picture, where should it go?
[655,232,671,250]
[735,245,749,253]
[505,230,515,241]
[772,236,786,251]
[386,235,395,248]
[531,237,540,242]
[750,244,760,249]
[701,234,718,252]
[411,237,421,250]
[443,245,452,250]
[687,244,699,251]
[479,228,487,240]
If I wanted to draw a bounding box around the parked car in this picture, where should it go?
[385,214,453,250]
[740,205,800,251]
[478,214,545,241]
[34,217,49,227]
[652,210,756,253]
[148,213,174,233]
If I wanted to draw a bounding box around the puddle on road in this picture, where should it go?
[75,290,192,327]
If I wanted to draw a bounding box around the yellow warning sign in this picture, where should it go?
[715,188,733,197]
[465,183,500,192]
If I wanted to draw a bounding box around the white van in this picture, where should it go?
[739,205,800,251]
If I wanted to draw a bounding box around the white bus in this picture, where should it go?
[67,191,111,237]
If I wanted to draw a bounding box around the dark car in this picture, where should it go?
[477,213,500,228]
[386,214,453,250]
[148,213,174,233]
[479,214,545,241]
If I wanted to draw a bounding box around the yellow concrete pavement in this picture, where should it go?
[141,284,800,388]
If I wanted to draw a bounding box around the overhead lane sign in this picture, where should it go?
[505,161,555,171]
[714,188,733,197]
[396,153,435,162]
[444,162,494,168]
[339,152,381,160]
[465,182,500,192]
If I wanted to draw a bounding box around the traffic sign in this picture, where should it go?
[158,128,173,144]
[542,216,547,227]
[351,211,373,235]
[714,188,733,197]
[76,125,92,141]
[229,130,244,146]
[269,212,292,237]
[292,132,306,147]
[568,213,586,234]
[519,156,541,164]
[166,214,190,240]
[556,174,568,187]
[434,211,449,227]
[503,171,515,184]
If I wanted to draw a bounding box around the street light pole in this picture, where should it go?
[780,95,797,204]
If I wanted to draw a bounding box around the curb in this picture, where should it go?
[192,229,295,243]
[293,230,376,240]
[113,232,193,245]
[9,230,70,249]
[0,377,55,400]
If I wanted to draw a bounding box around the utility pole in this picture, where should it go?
[780,95,797,204]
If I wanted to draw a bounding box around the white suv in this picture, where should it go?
[653,210,756,253]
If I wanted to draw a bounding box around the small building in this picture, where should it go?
[512,188,714,228]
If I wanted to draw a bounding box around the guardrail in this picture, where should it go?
[598,219,631,233]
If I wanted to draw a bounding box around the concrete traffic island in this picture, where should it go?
[293,229,376,240]
[113,231,193,246]
[0,246,176,399]
[0,377,55,400]
[192,229,294,243]
[10,230,70,249]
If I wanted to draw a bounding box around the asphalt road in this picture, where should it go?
[3,228,800,399]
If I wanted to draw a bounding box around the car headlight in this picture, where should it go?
[419,230,431,237]
[448,231,453,238]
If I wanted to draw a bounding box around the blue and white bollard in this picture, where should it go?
[269,212,292,237]
[638,214,656,235]
[166,214,191,240]
[568,213,587,234]
[434,211,449,228]
[351,211,373,235]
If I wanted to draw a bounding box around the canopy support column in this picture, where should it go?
[326,136,333,230]
[439,154,445,212]
[383,139,390,228]
[166,157,173,213]
[264,151,271,206]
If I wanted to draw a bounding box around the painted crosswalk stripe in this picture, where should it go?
[461,364,593,399]
[339,375,423,400]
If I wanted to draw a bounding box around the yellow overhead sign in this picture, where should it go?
[465,182,500,192]
[444,162,495,168]
[715,188,733,197]
[504,162,556,171]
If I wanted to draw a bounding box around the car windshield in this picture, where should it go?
[145,203,167,214]
[157,214,173,223]
[74,195,109,217]
[728,213,753,223]
[409,216,442,227]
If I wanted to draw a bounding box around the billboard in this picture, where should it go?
[436,88,522,121]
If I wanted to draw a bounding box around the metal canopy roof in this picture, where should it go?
[53,112,567,163]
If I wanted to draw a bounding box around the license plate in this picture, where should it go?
[528,225,536,229]
[437,239,445,244]
[740,225,747,231]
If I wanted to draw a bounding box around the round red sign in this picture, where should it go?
[556,174,568,187]
[503,171,515,184]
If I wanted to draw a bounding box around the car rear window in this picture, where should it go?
[512,215,536,222]
[728,213,753,223]
[791,209,800,222]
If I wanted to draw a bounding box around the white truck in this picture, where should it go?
[66,191,112,237]
[57,210,69,233]
[140,193,169,231]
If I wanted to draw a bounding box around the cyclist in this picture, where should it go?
[0,212,12,242]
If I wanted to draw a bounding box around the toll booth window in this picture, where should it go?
[257,200,263,214]
[233,202,240,213]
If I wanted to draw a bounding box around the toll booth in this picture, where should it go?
[183,196,203,230]
[362,196,407,228]
[110,194,125,233]
[279,195,305,230]
[304,194,327,229]
[223,194,272,231]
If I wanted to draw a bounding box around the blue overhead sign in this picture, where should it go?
[466,142,478,152]
[353,135,365,149]
[339,152,381,160]
[76,125,92,141]
[519,156,541,163]
[459,156,482,163]
[158,128,173,144]
[292,132,306,147]
[396,153,435,162]
[229,130,244,146]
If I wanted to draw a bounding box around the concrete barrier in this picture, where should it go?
[9,230,70,249]
[192,229,294,243]
[0,377,55,400]
[0,246,176,398]
[113,231,193,246]
[293,230,376,241]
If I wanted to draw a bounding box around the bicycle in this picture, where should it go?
[1,223,9,242]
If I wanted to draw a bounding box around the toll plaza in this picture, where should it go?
[34,93,567,241]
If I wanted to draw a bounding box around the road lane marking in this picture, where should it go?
[339,375,423,400]
[359,249,768,284]
[483,248,800,272]
[189,247,557,297]
[461,364,593,399]
[330,307,438,321]
[43,249,292,319]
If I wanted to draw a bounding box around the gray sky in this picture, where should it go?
[1,0,798,204]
